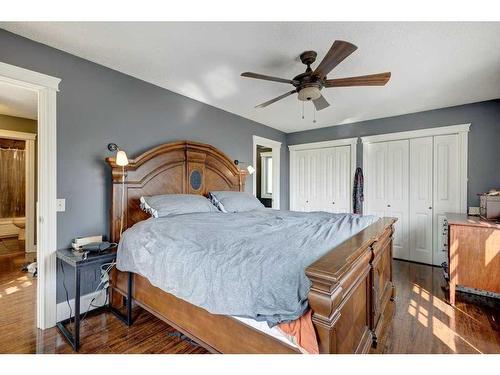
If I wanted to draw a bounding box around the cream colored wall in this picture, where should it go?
[0,113,37,133]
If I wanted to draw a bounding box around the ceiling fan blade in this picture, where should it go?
[313,94,330,111]
[241,72,296,85]
[255,90,296,108]
[313,40,358,79]
[324,72,391,87]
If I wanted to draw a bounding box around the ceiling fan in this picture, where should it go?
[241,40,391,111]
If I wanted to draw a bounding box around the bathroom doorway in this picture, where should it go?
[252,135,281,209]
[0,81,38,344]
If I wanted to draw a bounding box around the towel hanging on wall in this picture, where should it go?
[353,167,364,215]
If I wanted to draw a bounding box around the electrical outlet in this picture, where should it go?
[56,198,66,212]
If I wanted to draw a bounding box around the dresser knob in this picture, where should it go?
[332,202,335,205]
[387,204,391,207]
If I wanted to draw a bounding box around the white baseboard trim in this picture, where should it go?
[56,289,107,322]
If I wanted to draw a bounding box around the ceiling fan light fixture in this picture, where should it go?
[298,86,321,102]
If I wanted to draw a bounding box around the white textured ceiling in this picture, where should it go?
[0,81,37,119]
[2,22,500,132]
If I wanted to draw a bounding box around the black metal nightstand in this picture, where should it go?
[56,247,133,351]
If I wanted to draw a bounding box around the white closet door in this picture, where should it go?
[386,140,410,261]
[409,137,433,264]
[293,150,310,212]
[364,142,388,218]
[433,134,460,265]
[334,146,351,213]
[308,150,324,212]
[323,146,351,213]
[323,147,337,213]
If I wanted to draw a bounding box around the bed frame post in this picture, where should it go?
[306,218,396,354]
[306,276,343,353]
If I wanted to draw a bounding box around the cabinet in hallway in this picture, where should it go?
[289,138,357,214]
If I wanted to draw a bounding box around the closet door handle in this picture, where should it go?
[428,206,432,210]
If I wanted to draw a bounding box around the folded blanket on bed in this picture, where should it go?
[278,309,318,354]
[117,209,378,326]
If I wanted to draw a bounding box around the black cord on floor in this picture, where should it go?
[59,260,73,324]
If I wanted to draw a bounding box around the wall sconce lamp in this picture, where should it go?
[108,143,129,236]
[234,159,255,175]
[107,143,129,166]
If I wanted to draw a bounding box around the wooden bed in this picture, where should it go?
[106,140,396,354]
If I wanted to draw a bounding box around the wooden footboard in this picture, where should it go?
[306,218,396,353]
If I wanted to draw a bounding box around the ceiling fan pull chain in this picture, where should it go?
[301,101,305,120]
[313,104,317,123]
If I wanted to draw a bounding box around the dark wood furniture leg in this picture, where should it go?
[56,267,81,351]
[110,272,134,326]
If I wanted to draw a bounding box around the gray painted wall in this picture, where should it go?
[0,29,288,302]
[287,100,500,208]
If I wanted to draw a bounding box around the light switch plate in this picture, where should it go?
[56,198,66,212]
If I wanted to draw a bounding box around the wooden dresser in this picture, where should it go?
[446,213,500,305]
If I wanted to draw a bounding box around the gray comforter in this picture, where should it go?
[117,209,378,326]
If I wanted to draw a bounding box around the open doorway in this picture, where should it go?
[252,135,281,210]
[0,62,60,333]
[0,81,39,344]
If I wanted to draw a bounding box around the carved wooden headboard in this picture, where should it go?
[106,141,246,242]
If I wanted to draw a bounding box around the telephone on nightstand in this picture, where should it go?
[71,235,116,254]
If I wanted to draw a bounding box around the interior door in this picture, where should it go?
[293,150,310,212]
[364,142,388,218]
[307,149,324,212]
[409,137,434,264]
[323,145,351,213]
[386,140,410,261]
[334,145,351,213]
[323,147,337,213]
[433,134,460,265]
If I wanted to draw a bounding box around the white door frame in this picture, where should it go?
[252,135,281,209]
[361,124,470,214]
[0,62,61,329]
[0,129,37,254]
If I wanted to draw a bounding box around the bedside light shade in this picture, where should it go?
[116,150,129,166]
[246,165,256,175]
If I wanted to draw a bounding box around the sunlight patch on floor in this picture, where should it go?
[5,286,19,294]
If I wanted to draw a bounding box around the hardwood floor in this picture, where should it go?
[0,253,498,354]
[373,260,500,354]
[0,236,25,256]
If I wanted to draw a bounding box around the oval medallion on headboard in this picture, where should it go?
[190,169,203,191]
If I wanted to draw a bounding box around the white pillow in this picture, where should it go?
[208,191,264,213]
[140,194,218,218]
